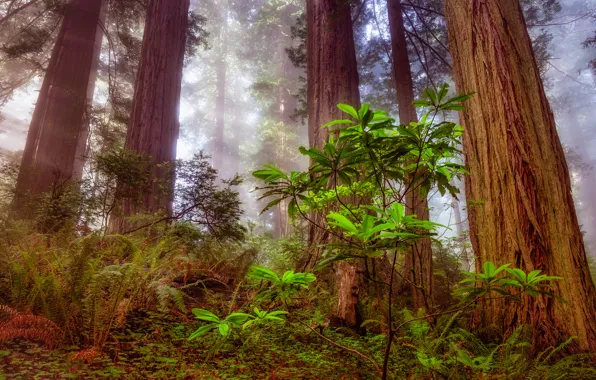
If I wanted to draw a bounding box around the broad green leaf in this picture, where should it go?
[192,309,220,323]
[493,263,511,276]
[506,268,527,283]
[218,323,230,337]
[337,104,359,119]
[248,265,281,282]
[358,104,370,119]
[483,262,496,277]
[322,119,356,128]
[327,212,358,234]
[224,313,252,325]
[188,324,216,340]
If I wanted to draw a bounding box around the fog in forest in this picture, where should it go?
[3,0,596,377]
[1,0,595,252]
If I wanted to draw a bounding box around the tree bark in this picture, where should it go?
[13,0,105,218]
[212,1,228,176]
[388,0,433,311]
[109,0,189,233]
[274,29,296,239]
[445,0,596,351]
[307,0,361,328]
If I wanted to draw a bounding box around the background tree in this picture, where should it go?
[445,0,596,352]
[109,0,190,233]
[12,0,105,220]
[387,0,433,310]
[307,0,362,329]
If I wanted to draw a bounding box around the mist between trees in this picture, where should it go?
[0,0,596,379]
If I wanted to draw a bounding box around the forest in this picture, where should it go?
[0,0,596,378]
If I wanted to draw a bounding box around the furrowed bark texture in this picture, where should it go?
[445,0,596,351]
[306,0,361,328]
[388,0,433,311]
[13,0,105,218]
[109,0,189,233]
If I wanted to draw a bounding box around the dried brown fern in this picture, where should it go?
[0,305,63,348]
[70,347,100,364]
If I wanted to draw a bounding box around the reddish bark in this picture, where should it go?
[388,0,433,310]
[13,0,105,218]
[445,0,596,351]
[306,0,361,328]
[109,0,190,233]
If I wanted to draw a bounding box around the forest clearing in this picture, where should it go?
[1,0,596,379]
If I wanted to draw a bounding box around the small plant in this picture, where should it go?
[188,307,288,340]
[188,308,253,339]
[456,262,563,301]
[188,266,314,344]
[247,265,316,304]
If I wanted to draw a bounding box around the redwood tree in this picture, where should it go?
[13,0,105,218]
[307,0,361,328]
[387,0,433,311]
[212,1,228,174]
[109,0,190,233]
[445,0,596,351]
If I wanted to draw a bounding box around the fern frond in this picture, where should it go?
[0,305,63,348]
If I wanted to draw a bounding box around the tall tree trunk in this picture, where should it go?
[13,0,105,219]
[388,0,433,311]
[307,0,361,329]
[445,0,596,351]
[109,0,189,233]
[452,195,471,271]
[212,2,228,176]
[274,30,294,239]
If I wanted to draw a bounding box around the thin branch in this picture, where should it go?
[371,0,393,65]
[527,10,595,27]
[295,320,383,377]
[352,0,368,24]
[400,1,444,18]
[0,0,40,27]
[404,28,452,70]
[405,2,450,55]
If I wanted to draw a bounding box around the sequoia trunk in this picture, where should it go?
[13,0,105,218]
[445,0,596,351]
[388,0,433,310]
[109,0,189,233]
[307,0,361,328]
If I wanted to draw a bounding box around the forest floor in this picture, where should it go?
[0,308,386,379]
[0,277,391,380]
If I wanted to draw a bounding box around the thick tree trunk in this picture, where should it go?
[307,0,361,328]
[388,0,433,311]
[13,0,105,218]
[109,0,189,233]
[445,0,596,351]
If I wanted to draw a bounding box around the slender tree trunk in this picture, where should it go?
[274,31,295,238]
[109,0,189,233]
[452,195,471,271]
[388,0,433,311]
[13,0,105,219]
[307,0,361,328]
[445,0,596,351]
[212,2,228,175]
